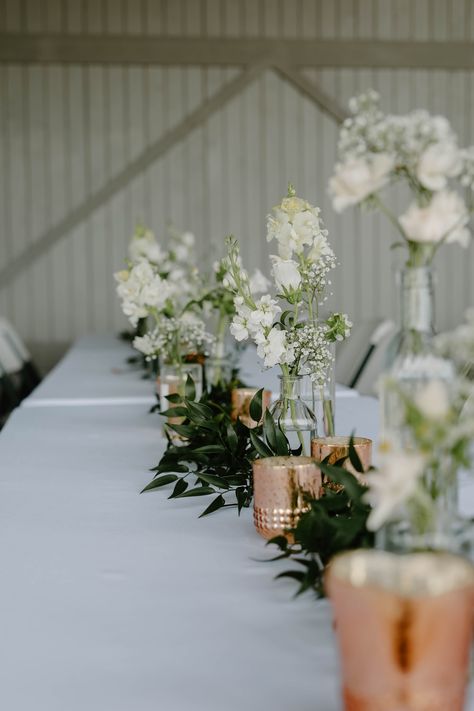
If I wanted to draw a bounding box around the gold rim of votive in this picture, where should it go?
[311,436,372,447]
[253,456,317,469]
[328,549,474,598]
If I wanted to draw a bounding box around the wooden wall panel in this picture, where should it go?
[0,0,473,350]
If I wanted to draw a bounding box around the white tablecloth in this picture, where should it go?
[1,338,473,710]
[22,335,357,407]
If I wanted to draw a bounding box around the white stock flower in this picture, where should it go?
[270,255,302,292]
[416,142,462,191]
[307,233,334,263]
[128,230,164,264]
[230,314,250,341]
[248,295,281,330]
[122,301,148,326]
[256,327,289,368]
[328,153,394,212]
[414,380,451,419]
[399,190,471,247]
[249,268,270,294]
[267,204,322,259]
[365,448,426,531]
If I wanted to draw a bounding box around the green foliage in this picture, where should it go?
[142,384,291,516]
[264,442,374,598]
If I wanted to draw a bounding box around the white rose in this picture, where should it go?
[416,142,462,191]
[271,255,302,292]
[256,327,288,368]
[399,190,471,247]
[329,153,394,212]
[414,380,451,419]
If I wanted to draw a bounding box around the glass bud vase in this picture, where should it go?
[269,375,316,457]
[204,356,233,391]
[377,463,472,557]
[381,266,454,437]
[300,342,336,437]
[158,361,203,410]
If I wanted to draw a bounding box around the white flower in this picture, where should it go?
[230,314,250,342]
[249,268,270,294]
[364,448,426,531]
[307,234,334,263]
[416,142,462,191]
[248,295,281,330]
[256,327,289,368]
[122,301,148,326]
[399,190,471,247]
[114,269,129,283]
[267,206,322,259]
[270,255,302,292]
[133,333,159,357]
[181,231,195,248]
[414,380,451,420]
[128,230,164,264]
[328,153,394,212]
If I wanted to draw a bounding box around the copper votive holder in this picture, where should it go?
[231,387,272,428]
[252,456,322,540]
[325,549,474,711]
[311,436,372,484]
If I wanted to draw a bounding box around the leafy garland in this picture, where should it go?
[142,384,293,517]
[263,442,374,597]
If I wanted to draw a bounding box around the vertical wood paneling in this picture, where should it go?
[0,0,473,349]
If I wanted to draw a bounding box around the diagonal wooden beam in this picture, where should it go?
[0,63,269,289]
[1,35,474,70]
[0,62,346,287]
[273,63,347,124]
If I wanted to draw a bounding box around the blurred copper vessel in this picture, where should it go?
[326,549,474,710]
[231,387,272,428]
[311,436,372,485]
[252,456,322,540]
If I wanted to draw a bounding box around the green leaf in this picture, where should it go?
[174,486,215,498]
[185,375,196,401]
[160,407,187,418]
[185,400,214,421]
[169,478,188,498]
[249,430,274,458]
[199,494,226,517]
[263,409,277,450]
[249,388,263,423]
[226,424,238,454]
[192,445,226,455]
[275,570,305,582]
[196,473,230,489]
[318,460,365,501]
[165,393,183,404]
[140,474,178,493]
[168,423,196,438]
[266,535,289,551]
[153,462,189,474]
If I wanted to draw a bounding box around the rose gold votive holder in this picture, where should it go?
[252,456,322,540]
[326,549,474,711]
[231,387,272,428]
[311,436,372,484]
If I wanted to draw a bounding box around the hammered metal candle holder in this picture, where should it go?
[252,456,322,540]
[326,550,474,711]
[311,436,372,485]
[231,387,272,428]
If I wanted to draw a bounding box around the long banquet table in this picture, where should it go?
[1,336,473,710]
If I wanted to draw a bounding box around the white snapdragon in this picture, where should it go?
[364,448,426,531]
[399,190,471,247]
[328,153,394,212]
[416,141,462,191]
[270,255,302,292]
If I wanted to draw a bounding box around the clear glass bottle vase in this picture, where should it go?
[377,461,472,556]
[269,375,316,457]
[381,266,454,436]
[300,342,336,437]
